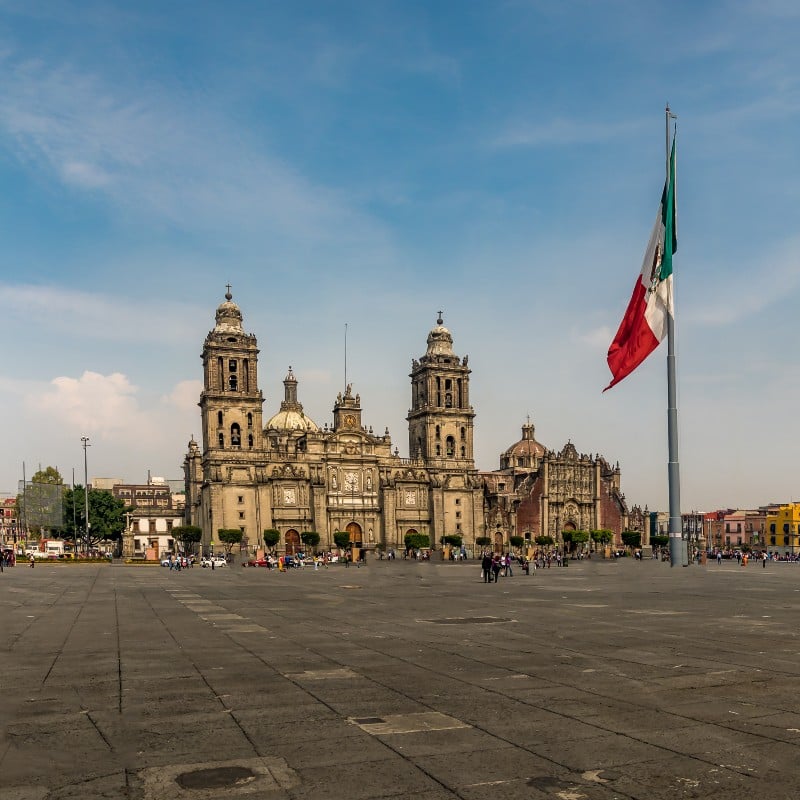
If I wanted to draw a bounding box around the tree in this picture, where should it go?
[217,529,243,555]
[17,466,65,538]
[174,526,202,555]
[263,529,280,554]
[63,486,127,551]
[333,530,351,550]
[404,532,430,551]
[300,531,320,550]
[621,531,642,549]
[591,529,613,544]
[535,535,554,547]
[571,531,590,547]
[476,536,491,547]
[509,535,525,550]
[650,534,669,548]
[443,534,462,547]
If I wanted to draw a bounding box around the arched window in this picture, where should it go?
[435,425,440,439]
[218,433,224,448]
[461,446,466,457]
[435,444,441,456]
[446,436,455,457]
[247,412,253,428]
[231,423,241,446]
[445,392,453,408]
[218,411,223,425]
[460,427,466,440]
[248,433,253,448]
[229,374,238,390]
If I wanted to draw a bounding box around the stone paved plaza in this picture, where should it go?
[1,557,799,800]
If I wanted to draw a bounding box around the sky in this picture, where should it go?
[1,0,798,512]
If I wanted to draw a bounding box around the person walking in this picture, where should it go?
[481,551,492,583]
[491,554,501,583]
[30,554,35,568]
[762,551,767,568]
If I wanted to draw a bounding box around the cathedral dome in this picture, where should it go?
[264,367,319,431]
[426,313,454,357]
[265,409,319,432]
[214,288,243,334]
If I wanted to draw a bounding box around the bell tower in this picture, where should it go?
[199,287,264,455]
[407,313,474,466]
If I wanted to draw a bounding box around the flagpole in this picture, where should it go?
[665,104,684,568]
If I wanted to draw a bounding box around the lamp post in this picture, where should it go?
[81,437,90,556]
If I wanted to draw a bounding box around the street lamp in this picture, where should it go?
[81,436,91,556]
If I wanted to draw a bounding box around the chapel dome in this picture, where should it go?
[500,421,546,469]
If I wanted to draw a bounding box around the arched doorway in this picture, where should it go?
[346,522,362,546]
[284,529,300,554]
[493,532,503,552]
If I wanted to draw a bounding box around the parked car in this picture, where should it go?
[245,557,274,568]
[201,556,227,568]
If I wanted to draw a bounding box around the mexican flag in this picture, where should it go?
[605,139,677,391]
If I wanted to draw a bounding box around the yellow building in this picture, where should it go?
[765,503,800,556]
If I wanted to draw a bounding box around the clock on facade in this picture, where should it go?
[344,471,359,492]
[344,414,356,428]
[283,487,296,505]
[405,490,416,506]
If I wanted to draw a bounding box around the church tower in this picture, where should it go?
[407,314,475,466]
[199,288,264,456]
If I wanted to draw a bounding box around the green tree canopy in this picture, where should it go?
[571,531,590,545]
[333,530,351,550]
[263,529,280,553]
[535,535,554,546]
[63,486,127,550]
[404,532,430,551]
[650,534,669,548]
[174,526,202,554]
[17,466,65,537]
[443,534,462,547]
[621,531,642,548]
[300,531,320,549]
[509,535,525,549]
[591,529,613,544]
[217,529,243,555]
[476,536,491,547]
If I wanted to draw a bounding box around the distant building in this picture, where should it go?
[481,422,629,551]
[0,497,18,547]
[765,503,800,556]
[115,479,185,559]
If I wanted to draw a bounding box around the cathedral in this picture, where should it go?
[183,291,631,556]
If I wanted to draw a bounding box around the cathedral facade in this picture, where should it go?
[183,292,484,555]
[183,291,630,556]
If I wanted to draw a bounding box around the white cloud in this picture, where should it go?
[34,371,144,436]
[578,325,613,350]
[161,380,203,413]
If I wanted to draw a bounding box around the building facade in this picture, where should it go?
[184,291,628,556]
[116,478,185,559]
[481,422,629,551]
[184,295,484,555]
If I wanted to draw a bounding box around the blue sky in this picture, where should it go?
[2,0,798,511]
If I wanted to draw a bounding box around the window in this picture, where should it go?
[455,511,461,519]
[455,498,461,505]
[725,523,730,533]
[229,374,238,390]
[218,433,224,447]
[229,359,237,372]
[435,425,440,439]
[238,496,244,504]
[460,427,466,440]
[446,436,455,457]
[247,412,253,428]
[498,482,505,491]
[217,411,223,425]
[770,536,776,546]
[456,523,461,531]
[784,523,790,534]
[435,444,441,456]
[736,523,741,533]
[784,536,790,546]
[461,446,466,457]
[238,512,244,520]
[231,423,241,446]
[517,457,524,466]
[770,523,776,534]
[248,434,253,448]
